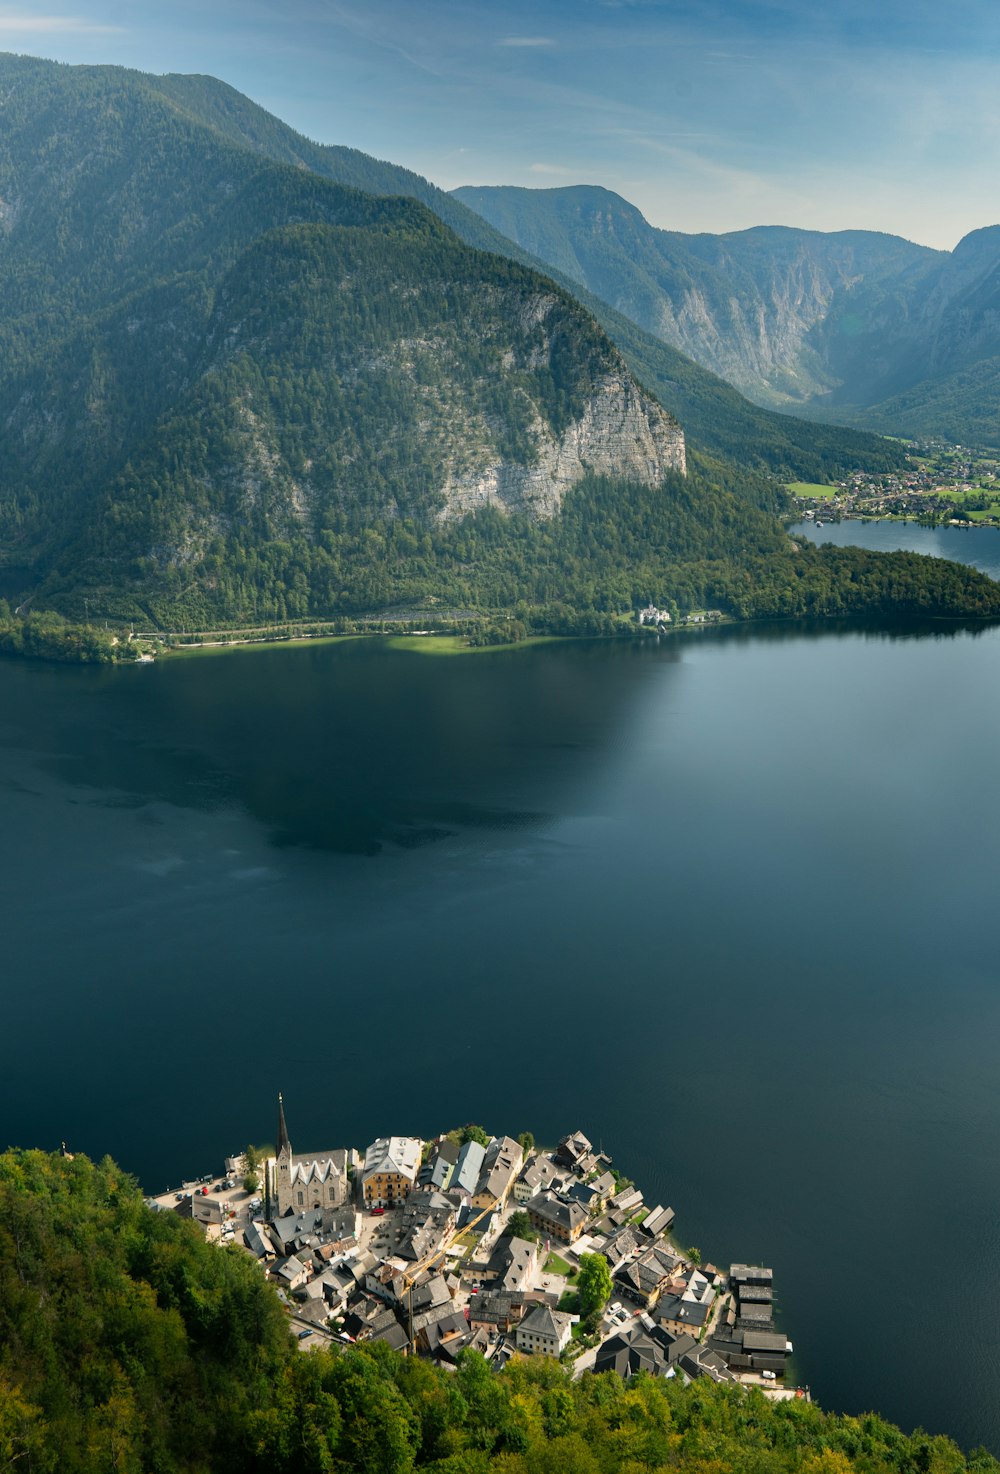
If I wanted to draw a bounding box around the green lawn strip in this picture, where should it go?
[544,1252,576,1278]
[385,634,558,656]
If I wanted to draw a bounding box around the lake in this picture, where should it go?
[3,563,1000,1449]
[793,514,1000,580]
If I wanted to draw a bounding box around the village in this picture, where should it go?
[147,1101,801,1398]
[789,440,1000,525]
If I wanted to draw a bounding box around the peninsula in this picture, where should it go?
[1,1134,993,1473]
[146,1099,796,1394]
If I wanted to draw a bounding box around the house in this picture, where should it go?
[657,1294,712,1336]
[730,1264,773,1291]
[677,1344,734,1384]
[472,1137,524,1211]
[609,1185,643,1216]
[268,1095,348,1217]
[267,1206,358,1258]
[408,1274,453,1316]
[594,1319,695,1380]
[614,1244,679,1310]
[643,1205,676,1239]
[708,1326,788,1377]
[361,1136,422,1209]
[526,1191,587,1244]
[600,1224,643,1271]
[515,1304,575,1357]
[554,1131,592,1172]
[657,1267,716,1335]
[451,1139,487,1200]
[485,1236,539,1295]
[514,1154,562,1203]
[390,1189,456,1262]
[469,1290,523,1334]
[243,1220,273,1259]
[270,1254,309,1293]
[411,1302,466,1358]
[174,1194,225,1241]
[419,1139,460,1191]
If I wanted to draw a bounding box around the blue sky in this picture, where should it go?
[2,0,998,248]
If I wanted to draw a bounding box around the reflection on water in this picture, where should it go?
[4,626,1000,1452]
[19,637,676,853]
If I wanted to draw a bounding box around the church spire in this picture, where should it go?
[277,1092,291,1158]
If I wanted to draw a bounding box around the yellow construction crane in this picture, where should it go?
[402,1200,497,1354]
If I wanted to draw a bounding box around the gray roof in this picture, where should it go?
[527,1191,587,1233]
[737,1283,773,1303]
[518,1304,572,1340]
[593,1321,694,1380]
[362,1136,422,1183]
[678,1345,734,1383]
[453,1139,487,1195]
[730,1264,773,1284]
[643,1205,676,1237]
[659,1296,711,1328]
[742,1329,787,1352]
[470,1290,521,1323]
[243,1221,272,1258]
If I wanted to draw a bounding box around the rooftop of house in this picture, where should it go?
[519,1303,573,1338]
[527,1191,587,1232]
[362,1136,422,1181]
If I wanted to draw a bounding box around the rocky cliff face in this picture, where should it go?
[442,373,685,519]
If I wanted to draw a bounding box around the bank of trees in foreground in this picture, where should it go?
[1,1149,998,1474]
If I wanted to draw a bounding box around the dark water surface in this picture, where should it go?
[3,622,1000,1449]
[793,515,1000,580]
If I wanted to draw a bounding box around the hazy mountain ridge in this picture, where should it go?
[453,183,1000,442]
[116,67,906,482]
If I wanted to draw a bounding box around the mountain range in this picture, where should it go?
[0,53,997,637]
[453,184,1000,446]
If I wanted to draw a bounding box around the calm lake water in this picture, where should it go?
[4,564,1000,1448]
[793,515,1000,580]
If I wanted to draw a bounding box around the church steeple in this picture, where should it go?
[277,1092,291,1158]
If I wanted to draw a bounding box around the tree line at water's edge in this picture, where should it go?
[2,1149,998,1474]
[5,464,1000,663]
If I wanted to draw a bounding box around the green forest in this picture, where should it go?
[1,1150,997,1474]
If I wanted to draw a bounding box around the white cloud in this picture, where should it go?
[0,12,123,32]
[528,162,574,175]
[497,36,555,48]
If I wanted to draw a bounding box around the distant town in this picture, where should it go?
[790,439,1000,525]
[146,1101,801,1397]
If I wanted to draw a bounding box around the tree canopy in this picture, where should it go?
[1,1149,999,1474]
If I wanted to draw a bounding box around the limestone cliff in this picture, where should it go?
[442,373,685,519]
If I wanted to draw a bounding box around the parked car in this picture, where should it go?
[761,1370,777,1381]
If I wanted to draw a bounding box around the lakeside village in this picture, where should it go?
[147,1101,801,1398]
[790,439,1000,525]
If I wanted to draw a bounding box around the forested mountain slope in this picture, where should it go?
[3,1148,1000,1474]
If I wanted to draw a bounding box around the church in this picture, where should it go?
[266,1094,349,1217]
